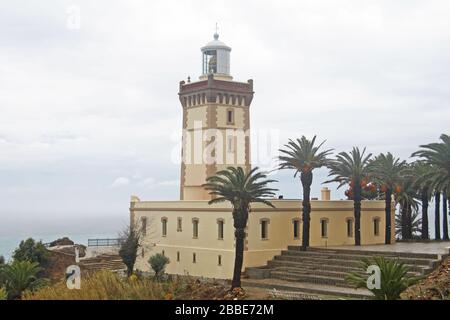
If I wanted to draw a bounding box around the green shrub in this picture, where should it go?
[13,238,49,267]
[1,260,48,300]
[0,287,7,300]
[23,271,170,300]
[345,256,422,300]
[149,253,170,279]
[119,224,141,277]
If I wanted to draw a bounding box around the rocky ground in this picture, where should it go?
[401,257,450,300]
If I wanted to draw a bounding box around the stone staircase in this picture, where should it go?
[244,247,446,299]
[79,254,126,273]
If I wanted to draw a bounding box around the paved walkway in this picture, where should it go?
[326,241,450,255]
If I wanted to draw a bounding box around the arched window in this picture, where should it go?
[192,218,199,239]
[161,217,168,237]
[320,218,329,238]
[292,219,301,239]
[260,218,270,240]
[217,219,224,240]
[373,217,381,236]
[346,218,354,237]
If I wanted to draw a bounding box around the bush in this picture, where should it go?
[23,271,171,300]
[13,238,50,267]
[0,287,6,300]
[345,256,422,300]
[148,253,170,279]
[119,224,141,277]
[1,260,48,300]
[0,256,5,265]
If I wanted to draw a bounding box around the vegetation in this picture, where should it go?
[22,270,242,300]
[0,260,47,300]
[0,287,6,300]
[149,253,170,280]
[12,238,50,268]
[203,166,277,289]
[369,153,406,244]
[346,256,422,300]
[325,147,372,245]
[119,223,142,277]
[0,256,5,265]
[412,134,450,240]
[279,135,332,250]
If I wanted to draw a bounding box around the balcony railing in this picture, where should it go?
[87,238,125,247]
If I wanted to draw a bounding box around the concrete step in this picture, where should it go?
[270,270,353,288]
[296,247,440,260]
[242,278,373,300]
[277,250,432,267]
[267,259,361,273]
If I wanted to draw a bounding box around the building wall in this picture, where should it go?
[131,198,394,279]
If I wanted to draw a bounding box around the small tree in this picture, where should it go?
[345,256,421,300]
[1,260,47,300]
[12,238,49,267]
[148,253,170,280]
[0,256,5,265]
[119,223,142,277]
[0,287,6,300]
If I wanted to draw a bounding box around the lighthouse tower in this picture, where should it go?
[179,32,254,200]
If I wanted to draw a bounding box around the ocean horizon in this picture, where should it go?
[0,232,117,262]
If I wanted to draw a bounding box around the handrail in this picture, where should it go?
[87,238,125,247]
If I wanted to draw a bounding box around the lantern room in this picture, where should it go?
[200,32,232,80]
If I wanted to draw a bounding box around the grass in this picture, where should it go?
[22,271,186,300]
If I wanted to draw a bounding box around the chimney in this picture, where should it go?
[321,187,331,201]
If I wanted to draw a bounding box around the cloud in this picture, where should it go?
[0,0,449,238]
[110,177,130,188]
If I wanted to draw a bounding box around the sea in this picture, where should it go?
[0,233,116,262]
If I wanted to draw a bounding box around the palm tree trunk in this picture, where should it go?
[385,189,392,244]
[401,200,408,240]
[407,204,413,239]
[435,192,441,240]
[300,171,313,251]
[443,191,449,241]
[421,187,429,240]
[354,184,362,246]
[231,227,245,289]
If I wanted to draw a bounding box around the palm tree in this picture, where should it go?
[412,134,450,240]
[396,171,419,240]
[278,136,333,250]
[369,153,406,244]
[434,192,441,240]
[408,161,435,240]
[395,209,422,238]
[0,260,46,300]
[443,190,449,240]
[325,147,372,246]
[203,167,277,289]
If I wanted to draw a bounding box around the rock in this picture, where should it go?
[49,237,74,247]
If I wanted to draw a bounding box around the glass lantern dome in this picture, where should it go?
[201,33,231,78]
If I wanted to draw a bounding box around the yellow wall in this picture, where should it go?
[131,198,393,279]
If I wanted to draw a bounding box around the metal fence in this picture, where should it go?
[87,238,125,247]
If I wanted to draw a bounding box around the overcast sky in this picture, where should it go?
[0,0,449,238]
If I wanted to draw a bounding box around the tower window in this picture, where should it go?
[227,136,234,153]
[292,219,300,239]
[260,219,269,240]
[177,251,180,262]
[192,218,199,239]
[162,250,165,257]
[161,217,168,237]
[227,109,234,124]
[177,217,182,232]
[320,219,328,238]
[193,253,196,264]
[140,217,147,236]
[218,255,222,266]
[347,218,354,237]
[374,218,380,236]
[217,219,224,240]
